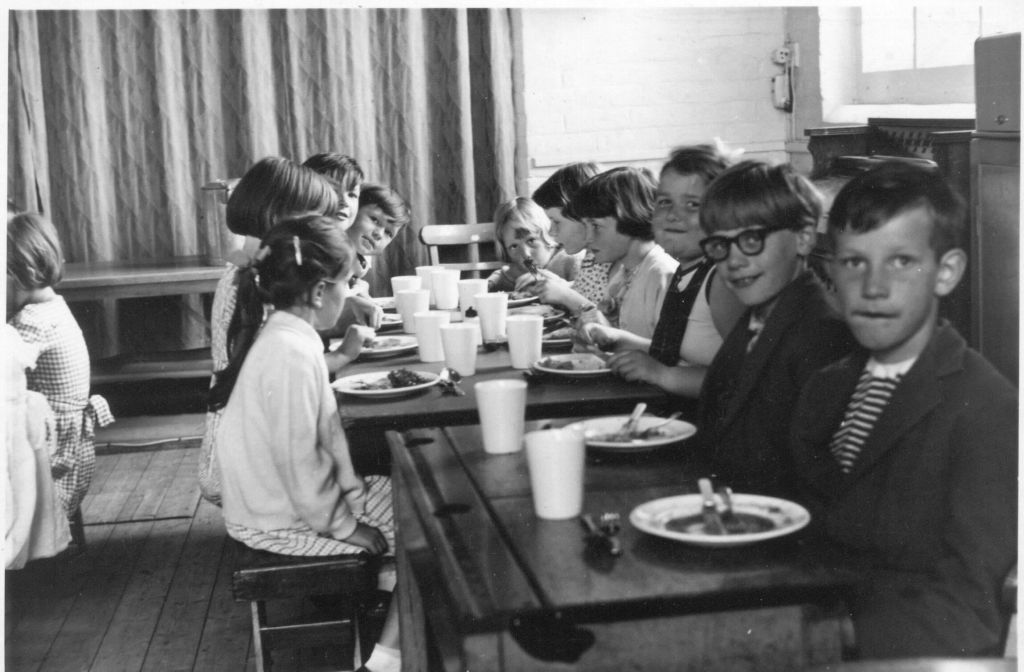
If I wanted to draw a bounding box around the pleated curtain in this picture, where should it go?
[7,8,522,354]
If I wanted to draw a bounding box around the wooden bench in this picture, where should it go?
[230,539,380,672]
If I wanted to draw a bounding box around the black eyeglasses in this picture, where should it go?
[700,227,777,261]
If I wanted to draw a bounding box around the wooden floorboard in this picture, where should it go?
[84,452,156,524]
[140,498,232,672]
[5,523,119,670]
[192,536,254,672]
[37,520,155,672]
[89,517,193,672]
[154,447,201,521]
[5,440,363,672]
[117,447,187,522]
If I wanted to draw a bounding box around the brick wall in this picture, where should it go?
[520,8,792,193]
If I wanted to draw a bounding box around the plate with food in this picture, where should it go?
[629,493,810,547]
[358,335,418,360]
[508,304,566,322]
[332,368,439,397]
[542,325,575,349]
[507,292,540,308]
[377,313,405,331]
[532,353,610,376]
[566,415,697,452]
[372,296,397,311]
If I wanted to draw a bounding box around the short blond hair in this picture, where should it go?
[493,197,556,261]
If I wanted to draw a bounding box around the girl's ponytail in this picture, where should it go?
[208,255,270,412]
[207,215,353,412]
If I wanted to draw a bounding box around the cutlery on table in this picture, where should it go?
[717,486,738,526]
[580,513,623,556]
[636,411,683,438]
[438,367,465,396]
[621,402,647,436]
[698,478,727,535]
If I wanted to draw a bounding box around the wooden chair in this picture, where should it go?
[69,507,86,548]
[418,223,504,278]
[199,178,242,266]
[230,539,380,672]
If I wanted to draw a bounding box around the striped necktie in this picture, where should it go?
[829,368,902,473]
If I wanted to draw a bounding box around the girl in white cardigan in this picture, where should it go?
[210,215,399,672]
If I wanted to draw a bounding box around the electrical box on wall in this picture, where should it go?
[772,74,792,111]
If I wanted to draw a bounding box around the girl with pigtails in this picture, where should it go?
[210,214,400,672]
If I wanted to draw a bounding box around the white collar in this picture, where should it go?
[865,356,916,380]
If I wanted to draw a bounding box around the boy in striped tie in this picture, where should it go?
[790,161,1017,660]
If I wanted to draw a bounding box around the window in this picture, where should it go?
[820,6,1022,122]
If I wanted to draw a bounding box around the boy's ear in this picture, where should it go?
[794,224,817,257]
[934,248,967,297]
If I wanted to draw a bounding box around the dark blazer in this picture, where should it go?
[697,270,855,496]
[791,321,1018,658]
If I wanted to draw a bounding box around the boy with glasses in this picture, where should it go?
[790,161,1016,658]
[696,161,855,496]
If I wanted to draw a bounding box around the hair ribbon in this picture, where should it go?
[293,236,303,266]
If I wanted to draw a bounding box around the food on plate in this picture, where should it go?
[536,355,606,371]
[367,337,406,349]
[352,368,432,390]
[590,424,677,443]
[510,289,536,300]
[543,326,574,340]
[665,512,775,536]
[536,357,575,370]
[511,305,559,318]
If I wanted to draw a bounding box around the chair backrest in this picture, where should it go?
[199,178,242,265]
[418,223,504,278]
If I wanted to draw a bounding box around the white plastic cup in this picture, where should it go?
[475,379,527,455]
[416,265,443,305]
[524,427,587,519]
[396,289,430,334]
[431,268,461,311]
[391,275,422,296]
[474,292,508,343]
[463,316,484,347]
[457,279,489,314]
[440,323,479,376]
[414,310,451,362]
[506,314,543,369]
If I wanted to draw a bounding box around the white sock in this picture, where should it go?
[364,643,401,672]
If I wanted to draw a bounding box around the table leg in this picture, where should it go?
[100,298,119,359]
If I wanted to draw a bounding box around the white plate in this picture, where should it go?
[533,353,610,376]
[332,370,439,397]
[629,493,811,547]
[359,335,418,360]
[507,294,540,308]
[509,305,566,322]
[377,313,405,332]
[566,415,697,452]
[372,296,397,311]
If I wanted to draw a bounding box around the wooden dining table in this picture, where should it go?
[386,422,863,672]
[334,344,684,432]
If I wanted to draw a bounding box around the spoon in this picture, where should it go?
[439,368,465,396]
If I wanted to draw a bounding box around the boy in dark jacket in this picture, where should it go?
[697,161,855,496]
[791,161,1017,658]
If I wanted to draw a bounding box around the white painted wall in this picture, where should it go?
[520,7,791,193]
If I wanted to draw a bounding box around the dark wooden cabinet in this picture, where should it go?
[971,33,1020,385]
